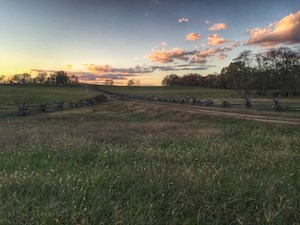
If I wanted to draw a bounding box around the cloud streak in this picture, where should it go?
[245,10,300,47]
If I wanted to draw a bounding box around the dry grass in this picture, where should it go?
[0,101,299,225]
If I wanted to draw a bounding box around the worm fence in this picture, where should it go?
[107,93,300,112]
[1,92,299,119]
[0,94,107,118]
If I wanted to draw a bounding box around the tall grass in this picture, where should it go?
[0,102,299,224]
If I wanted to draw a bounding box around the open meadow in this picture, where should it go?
[0,85,299,225]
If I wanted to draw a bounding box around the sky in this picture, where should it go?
[0,0,300,85]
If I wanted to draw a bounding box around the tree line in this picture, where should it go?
[0,71,79,85]
[162,47,300,96]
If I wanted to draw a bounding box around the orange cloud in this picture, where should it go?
[85,64,112,74]
[186,33,201,41]
[197,47,232,60]
[145,48,186,63]
[209,23,227,31]
[190,56,207,64]
[245,11,300,47]
[207,34,227,46]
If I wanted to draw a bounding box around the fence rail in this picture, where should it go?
[1,92,299,119]
[106,93,300,112]
[0,94,107,118]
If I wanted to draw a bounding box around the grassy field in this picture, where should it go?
[95,85,238,98]
[0,85,299,224]
[0,84,98,105]
[0,84,100,116]
[96,85,300,118]
[0,104,300,223]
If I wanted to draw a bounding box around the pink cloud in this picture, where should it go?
[218,54,227,60]
[85,64,112,74]
[207,34,227,46]
[179,18,189,23]
[197,47,232,60]
[190,56,207,64]
[245,11,300,47]
[145,48,187,63]
[186,33,201,41]
[209,23,228,31]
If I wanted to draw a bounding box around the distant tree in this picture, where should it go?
[21,73,32,84]
[162,74,181,86]
[47,73,56,84]
[104,79,114,86]
[264,47,300,96]
[54,71,70,84]
[203,74,217,88]
[209,46,300,96]
[36,72,48,83]
[135,79,141,86]
[127,79,136,86]
[233,50,254,94]
[10,73,32,84]
[180,74,202,86]
[0,75,5,84]
[70,74,79,83]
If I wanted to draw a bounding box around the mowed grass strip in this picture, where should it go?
[0,85,98,105]
[0,102,299,224]
[96,85,238,98]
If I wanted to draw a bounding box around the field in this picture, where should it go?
[96,86,300,117]
[0,85,98,104]
[96,85,238,98]
[0,85,300,225]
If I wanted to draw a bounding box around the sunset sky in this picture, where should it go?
[1,0,300,85]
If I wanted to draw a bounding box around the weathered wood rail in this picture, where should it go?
[105,92,300,112]
[0,94,108,118]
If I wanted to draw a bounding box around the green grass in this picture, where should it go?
[96,85,300,111]
[0,84,98,105]
[95,85,238,98]
[0,101,299,225]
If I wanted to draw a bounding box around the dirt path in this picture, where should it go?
[128,101,300,126]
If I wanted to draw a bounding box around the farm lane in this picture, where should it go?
[125,101,300,126]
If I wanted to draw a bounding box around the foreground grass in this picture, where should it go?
[0,102,299,224]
